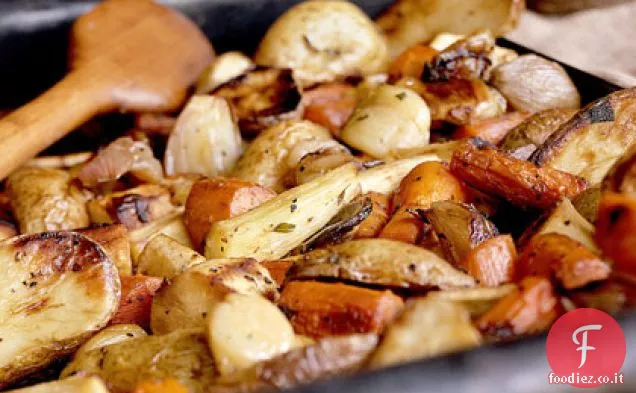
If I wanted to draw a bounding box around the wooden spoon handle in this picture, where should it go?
[0,70,113,180]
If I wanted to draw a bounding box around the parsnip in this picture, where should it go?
[136,234,206,279]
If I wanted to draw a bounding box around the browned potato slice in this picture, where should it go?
[287,238,475,290]
[87,185,176,230]
[212,67,303,135]
[77,224,132,276]
[7,167,89,234]
[423,31,495,81]
[5,377,109,393]
[136,234,205,279]
[499,109,577,159]
[0,232,120,388]
[367,298,481,368]
[376,0,523,58]
[150,259,278,334]
[531,88,636,184]
[60,329,216,393]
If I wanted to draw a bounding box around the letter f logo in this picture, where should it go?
[572,324,602,368]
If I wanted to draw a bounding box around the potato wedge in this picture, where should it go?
[453,111,531,144]
[87,185,176,230]
[279,281,403,338]
[463,235,517,287]
[450,140,587,209]
[77,224,132,276]
[206,293,295,375]
[0,232,120,388]
[254,1,388,86]
[376,0,523,58]
[287,238,474,290]
[5,376,109,393]
[427,284,517,317]
[516,233,610,289]
[151,259,277,334]
[7,167,89,234]
[531,88,636,184]
[367,298,481,369]
[595,192,636,276]
[184,177,276,250]
[110,275,164,329]
[206,164,359,260]
[354,192,391,239]
[75,324,147,356]
[136,234,206,279]
[61,329,216,393]
[196,51,255,94]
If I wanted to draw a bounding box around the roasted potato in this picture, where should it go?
[128,211,192,262]
[75,324,147,356]
[184,177,276,250]
[463,235,517,287]
[61,330,216,393]
[136,234,206,279]
[453,111,531,144]
[164,95,244,177]
[376,0,523,58]
[450,139,587,209]
[595,192,636,276]
[340,85,431,159]
[422,31,495,81]
[7,167,89,234]
[531,87,636,184]
[150,259,278,334]
[287,238,475,290]
[0,232,120,388]
[77,224,132,276]
[367,298,481,368]
[5,377,109,393]
[231,120,335,192]
[196,51,255,94]
[206,293,296,375]
[254,1,388,86]
[427,284,516,316]
[279,281,404,338]
[206,164,360,260]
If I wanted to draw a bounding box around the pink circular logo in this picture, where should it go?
[546,308,626,388]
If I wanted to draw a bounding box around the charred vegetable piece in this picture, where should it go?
[463,235,517,287]
[388,44,438,81]
[367,298,481,368]
[595,192,636,276]
[212,67,303,135]
[531,87,636,184]
[476,276,562,338]
[423,31,495,81]
[450,139,587,209]
[278,281,404,338]
[287,238,475,290]
[490,54,580,113]
[302,83,358,135]
[453,111,531,144]
[516,233,610,289]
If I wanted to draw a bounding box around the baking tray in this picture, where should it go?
[0,1,633,392]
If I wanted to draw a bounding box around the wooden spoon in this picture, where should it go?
[0,0,214,180]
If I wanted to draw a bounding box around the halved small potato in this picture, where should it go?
[5,376,109,393]
[0,232,120,388]
[206,293,295,375]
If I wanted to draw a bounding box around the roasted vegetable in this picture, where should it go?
[450,140,587,209]
[340,85,431,159]
[453,111,531,144]
[419,200,498,267]
[0,232,120,388]
[354,192,391,239]
[184,177,276,250]
[358,154,441,195]
[150,259,278,334]
[128,211,192,262]
[7,167,89,234]
[423,31,495,81]
[287,238,475,289]
[278,281,404,338]
[131,379,190,393]
[136,234,206,279]
[462,234,516,287]
[595,192,636,276]
[254,1,389,86]
[110,275,164,329]
[302,83,358,135]
[293,148,355,187]
[205,164,360,260]
[388,44,438,81]
[427,284,516,316]
[77,224,132,276]
[531,87,636,184]
[260,261,292,288]
[206,293,296,375]
[602,145,636,195]
[61,330,216,393]
[160,174,204,207]
[196,51,255,94]
[376,0,523,58]
[164,95,244,177]
[5,377,109,393]
[367,298,481,368]
[572,186,601,223]
[134,113,176,136]
[26,152,93,170]
[75,324,147,356]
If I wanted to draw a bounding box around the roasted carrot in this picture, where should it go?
[463,235,517,287]
[110,275,164,329]
[596,192,636,276]
[380,161,465,244]
[184,177,276,251]
[302,82,358,136]
[476,276,562,337]
[354,192,391,239]
[450,140,587,209]
[388,44,438,81]
[132,378,190,393]
[261,260,293,287]
[516,233,610,289]
[279,281,404,338]
[452,112,531,144]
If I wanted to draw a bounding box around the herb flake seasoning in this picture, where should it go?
[273,223,296,233]
[395,92,407,100]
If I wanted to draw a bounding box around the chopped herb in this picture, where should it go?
[274,223,296,233]
[290,203,298,212]
[357,113,369,121]
[395,92,407,100]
